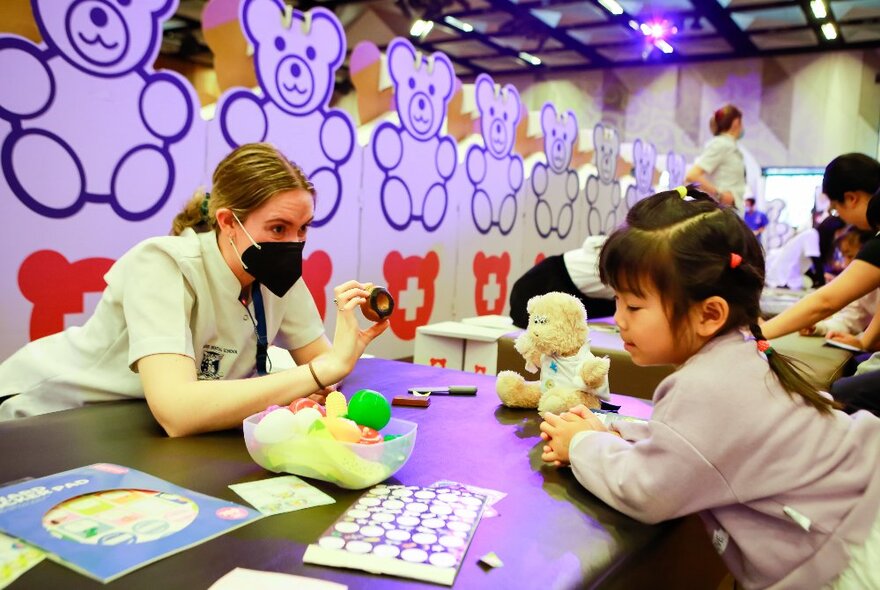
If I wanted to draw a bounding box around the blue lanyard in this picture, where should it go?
[251,283,269,376]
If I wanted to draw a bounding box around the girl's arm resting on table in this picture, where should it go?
[137,347,345,437]
[568,422,735,524]
[762,260,880,339]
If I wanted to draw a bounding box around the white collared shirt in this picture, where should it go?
[0,229,324,419]
[694,134,746,208]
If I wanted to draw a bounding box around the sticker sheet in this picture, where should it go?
[0,532,44,589]
[229,476,335,516]
[304,484,487,585]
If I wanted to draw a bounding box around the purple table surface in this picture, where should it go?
[0,357,667,590]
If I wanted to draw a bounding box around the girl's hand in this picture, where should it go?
[539,410,608,465]
[827,331,863,349]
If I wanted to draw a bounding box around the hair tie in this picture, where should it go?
[729,253,742,269]
[675,186,687,199]
[756,339,774,357]
[200,192,211,223]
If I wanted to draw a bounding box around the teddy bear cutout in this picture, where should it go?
[372,38,456,232]
[217,0,355,227]
[496,292,610,415]
[583,123,622,236]
[464,73,523,236]
[0,0,196,221]
[530,104,579,239]
[624,138,657,209]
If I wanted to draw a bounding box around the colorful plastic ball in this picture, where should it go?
[347,389,391,431]
[382,434,401,442]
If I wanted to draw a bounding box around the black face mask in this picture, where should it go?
[233,214,304,298]
[241,241,304,297]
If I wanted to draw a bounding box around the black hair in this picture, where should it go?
[822,153,880,229]
[599,186,836,414]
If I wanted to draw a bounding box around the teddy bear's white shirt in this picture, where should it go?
[538,342,610,400]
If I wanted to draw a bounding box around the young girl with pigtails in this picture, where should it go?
[540,186,880,589]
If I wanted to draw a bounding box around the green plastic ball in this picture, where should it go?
[347,389,391,431]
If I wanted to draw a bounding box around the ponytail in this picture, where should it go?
[170,188,211,236]
[749,324,839,414]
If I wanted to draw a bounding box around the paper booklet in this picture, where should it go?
[0,464,262,583]
[823,338,864,353]
[303,483,487,586]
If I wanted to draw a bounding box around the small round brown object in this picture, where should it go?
[360,285,394,322]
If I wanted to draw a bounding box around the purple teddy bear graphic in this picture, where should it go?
[0,0,194,220]
[666,151,687,189]
[624,138,657,209]
[465,73,523,236]
[530,104,579,239]
[584,123,621,236]
[217,0,353,227]
[373,38,456,232]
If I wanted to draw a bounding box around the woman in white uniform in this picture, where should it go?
[685,104,747,209]
[0,143,388,436]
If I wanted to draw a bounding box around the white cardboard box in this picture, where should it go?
[414,321,512,375]
[460,314,515,330]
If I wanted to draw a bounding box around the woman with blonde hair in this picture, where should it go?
[0,143,387,436]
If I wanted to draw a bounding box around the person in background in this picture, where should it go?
[540,187,880,589]
[509,235,615,329]
[801,228,878,341]
[743,198,768,237]
[816,214,849,279]
[764,226,825,289]
[761,153,880,341]
[685,104,747,209]
[0,143,388,436]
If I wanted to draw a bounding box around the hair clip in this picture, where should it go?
[729,253,742,269]
[675,186,687,199]
[756,339,773,357]
[200,192,211,223]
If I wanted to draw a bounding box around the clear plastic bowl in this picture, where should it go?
[242,415,417,490]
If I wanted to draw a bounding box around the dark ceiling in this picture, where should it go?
[163,0,880,80]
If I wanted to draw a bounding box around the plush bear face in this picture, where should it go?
[475,74,520,159]
[632,139,657,191]
[35,0,174,75]
[540,104,577,174]
[526,292,589,357]
[242,0,344,115]
[387,38,454,140]
[593,123,620,184]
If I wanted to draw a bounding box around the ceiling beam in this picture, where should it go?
[483,0,612,66]
[475,38,880,80]
[696,0,758,55]
[796,0,845,47]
